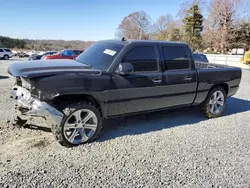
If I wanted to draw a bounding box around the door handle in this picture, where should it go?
[152,79,162,83]
[184,76,192,81]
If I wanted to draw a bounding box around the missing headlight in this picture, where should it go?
[21,77,31,90]
[16,77,22,86]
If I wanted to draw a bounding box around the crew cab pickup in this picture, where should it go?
[8,40,242,146]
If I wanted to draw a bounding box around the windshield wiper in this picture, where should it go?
[74,58,89,66]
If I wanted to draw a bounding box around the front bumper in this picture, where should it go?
[11,86,64,126]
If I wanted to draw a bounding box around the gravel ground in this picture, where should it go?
[0,59,250,187]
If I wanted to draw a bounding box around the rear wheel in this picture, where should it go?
[3,55,9,60]
[200,86,226,118]
[52,101,102,147]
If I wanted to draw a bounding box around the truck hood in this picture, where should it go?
[8,59,101,78]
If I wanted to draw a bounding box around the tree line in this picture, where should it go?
[0,36,94,51]
[1,0,249,53]
[0,36,26,49]
[117,0,250,53]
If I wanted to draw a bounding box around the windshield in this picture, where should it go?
[75,42,124,70]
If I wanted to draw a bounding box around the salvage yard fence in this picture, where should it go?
[205,54,249,69]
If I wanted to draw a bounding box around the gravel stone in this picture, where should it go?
[0,59,250,187]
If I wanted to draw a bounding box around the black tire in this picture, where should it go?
[200,86,226,118]
[52,101,102,147]
[3,55,9,60]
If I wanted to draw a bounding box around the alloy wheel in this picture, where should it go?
[63,109,98,144]
[209,90,225,115]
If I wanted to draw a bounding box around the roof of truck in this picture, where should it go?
[100,39,188,46]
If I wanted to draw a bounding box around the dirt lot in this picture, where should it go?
[0,59,250,187]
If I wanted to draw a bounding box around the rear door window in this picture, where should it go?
[162,46,190,70]
[0,49,4,52]
[124,46,158,72]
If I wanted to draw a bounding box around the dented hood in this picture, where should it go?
[8,59,100,78]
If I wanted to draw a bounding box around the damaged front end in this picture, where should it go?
[11,83,64,126]
[7,59,94,128]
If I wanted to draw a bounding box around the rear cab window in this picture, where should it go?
[123,46,159,72]
[193,53,209,63]
[162,45,191,70]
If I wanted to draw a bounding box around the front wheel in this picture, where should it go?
[3,55,9,60]
[200,86,226,118]
[52,101,102,147]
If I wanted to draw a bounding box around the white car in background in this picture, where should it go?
[229,48,245,55]
[38,51,46,55]
[0,48,13,60]
[26,51,37,56]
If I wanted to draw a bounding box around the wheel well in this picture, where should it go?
[53,94,102,115]
[210,83,229,95]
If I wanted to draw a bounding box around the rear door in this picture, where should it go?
[107,44,164,116]
[160,44,197,106]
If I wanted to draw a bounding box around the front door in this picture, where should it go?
[107,45,164,116]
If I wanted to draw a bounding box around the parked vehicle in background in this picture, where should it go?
[28,51,57,61]
[240,50,250,64]
[0,48,13,60]
[17,52,29,58]
[8,39,242,146]
[229,48,245,55]
[38,51,46,55]
[43,49,83,60]
[26,51,37,56]
[193,53,209,63]
[11,50,18,56]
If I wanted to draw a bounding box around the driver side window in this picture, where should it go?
[123,46,158,72]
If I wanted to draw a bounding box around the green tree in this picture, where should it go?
[182,4,203,51]
[0,36,26,48]
[234,22,250,50]
[169,28,182,41]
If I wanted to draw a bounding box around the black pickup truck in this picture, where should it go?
[8,40,242,146]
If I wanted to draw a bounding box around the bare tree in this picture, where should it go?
[203,0,245,53]
[152,14,177,40]
[117,11,151,40]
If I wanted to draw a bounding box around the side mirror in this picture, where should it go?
[117,63,133,75]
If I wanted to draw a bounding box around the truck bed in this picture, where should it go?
[193,62,242,104]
